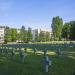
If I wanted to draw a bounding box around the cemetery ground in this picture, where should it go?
[0,43,75,75]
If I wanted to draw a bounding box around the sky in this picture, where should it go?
[0,0,75,30]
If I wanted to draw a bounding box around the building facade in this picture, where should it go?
[0,26,52,43]
[0,26,5,43]
[32,28,52,41]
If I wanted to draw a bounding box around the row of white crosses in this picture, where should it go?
[0,43,68,72]
[0,42,74,72]
[0,46,26,63]
[0,44,52,73]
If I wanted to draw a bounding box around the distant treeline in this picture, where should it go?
[4,16,75,43]
[4,26,51,43]
[51,16,75,41]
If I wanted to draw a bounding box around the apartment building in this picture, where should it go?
[0,26,52,43]
[0,26,5,43]
[32,28,52,41]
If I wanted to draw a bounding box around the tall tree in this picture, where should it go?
[69,21,75,40]
[45,32,50,41]
[51,16,63,40]
[39,31,46,42]
[20,26,27,42]
[16,29,21,42]
[27,27,32,42]
[35,30,39,42]
[62,23,71,40]
[11,28,17,42]
[4,27,12,43]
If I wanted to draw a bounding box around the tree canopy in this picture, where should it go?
[51,16,63,40]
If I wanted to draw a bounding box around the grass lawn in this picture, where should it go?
[0,50,75,75]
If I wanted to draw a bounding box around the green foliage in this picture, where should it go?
[4,27,17,42]
[51,16,63,40]
[27,27,32,42]
[39,31,46,42]
[11,28,17,42]
[4,27,12,42]
[4,16,75,42]
[45,32,50,41]
[62,23,71,40]
[20,26,27,42]
[17,33,21,42]
[62,21,75,40]
[35,30,39,42]
[69,21,75,40]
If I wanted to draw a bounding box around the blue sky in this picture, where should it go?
[0,0,75,29]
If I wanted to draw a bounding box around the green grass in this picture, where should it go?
[0,51,75,75]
